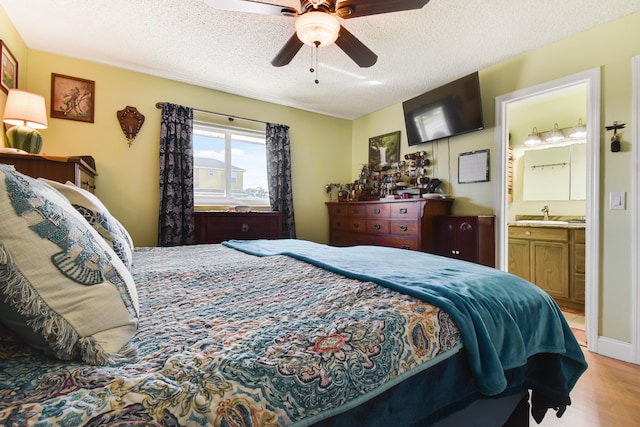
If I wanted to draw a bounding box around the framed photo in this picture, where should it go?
[50,73,95,123]
[368,131,401,166]
[0,40,18,94]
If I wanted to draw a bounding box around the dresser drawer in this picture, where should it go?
[79,169,96,192]
[331,231,370,246]
[327,204,349,216]
[508,226,568,242]
[388,220,419,236]
[333,218,366,233]
[195,211,282,243]
[390,202,421,219]
[366,219,390,234]
[366,203,391,218]
[368,235,418,250]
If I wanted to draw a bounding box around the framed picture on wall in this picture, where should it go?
[50,73,95,123]
[458,149,490,183]
[368,131,401,166]
[0,40,18,94]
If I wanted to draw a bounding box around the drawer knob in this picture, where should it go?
[401,245,410,249]
[525,230,531,236]
[353,208,359,214]
[374,223,381,230]
[353,223,359,228]
[399,208,408,214]
[241,223,249,232]
[373,208,381,214]
[399,225,408,232]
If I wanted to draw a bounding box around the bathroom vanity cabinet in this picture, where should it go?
[508,224,584,310]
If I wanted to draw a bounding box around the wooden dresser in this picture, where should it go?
[195,210,283,244]
[326,198,453,252]
[0,153,97,193]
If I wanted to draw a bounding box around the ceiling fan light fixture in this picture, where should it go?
[296,11,340,47]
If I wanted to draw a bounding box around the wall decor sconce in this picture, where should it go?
[117,106,145,147]
[606,121,625,152]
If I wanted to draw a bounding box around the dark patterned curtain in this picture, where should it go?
[158,103,195,246]
[266,123,296,239]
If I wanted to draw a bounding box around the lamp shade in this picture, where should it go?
[296,11,340,47]
[3,89,48,129]
[545,123,565,143]
[523,127,542,147]
[569,118,587,139]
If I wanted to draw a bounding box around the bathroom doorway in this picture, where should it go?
[493,68,601,353]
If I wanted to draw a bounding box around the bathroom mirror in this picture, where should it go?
[523,140,586,201]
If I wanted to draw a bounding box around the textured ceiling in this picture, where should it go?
[2,0,640,120]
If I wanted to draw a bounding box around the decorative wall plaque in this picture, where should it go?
[117,106,145,147]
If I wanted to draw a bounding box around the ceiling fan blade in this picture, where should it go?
[334,26,377,67]
[204,0,296,16]
[271,33,304,67]
[336,0,430,19]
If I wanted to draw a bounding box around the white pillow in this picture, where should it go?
[0,165,139,364]
[40,179,134,269]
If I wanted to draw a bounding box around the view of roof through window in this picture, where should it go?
[193,124,269,206]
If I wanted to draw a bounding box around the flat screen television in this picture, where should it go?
[403,72,484,146]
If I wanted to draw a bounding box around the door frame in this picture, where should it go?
[632,55,640,364]
[493,68,601,353]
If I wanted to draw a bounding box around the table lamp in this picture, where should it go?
[2,89,48,154]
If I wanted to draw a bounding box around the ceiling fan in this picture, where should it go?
[204,0,431,68]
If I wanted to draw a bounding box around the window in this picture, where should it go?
[193,122,269,207]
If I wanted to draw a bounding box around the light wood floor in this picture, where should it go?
[530,347,640,426]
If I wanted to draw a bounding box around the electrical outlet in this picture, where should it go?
[609,192,626,210]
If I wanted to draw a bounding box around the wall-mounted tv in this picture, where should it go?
[403,72,484,146]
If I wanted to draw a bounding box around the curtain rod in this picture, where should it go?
[155,102,273,126]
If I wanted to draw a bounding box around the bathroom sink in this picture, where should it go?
[515,220,569,225]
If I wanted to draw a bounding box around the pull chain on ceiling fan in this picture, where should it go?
[205,0,431,74]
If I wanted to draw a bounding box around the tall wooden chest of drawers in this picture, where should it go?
[326,198,453,252]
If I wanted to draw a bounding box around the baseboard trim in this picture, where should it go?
[596,336,634,363]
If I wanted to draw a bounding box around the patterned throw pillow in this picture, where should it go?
[40,179,134,270]
[0,165,139,364]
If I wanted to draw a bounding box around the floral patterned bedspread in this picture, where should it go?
[0,244,462,426]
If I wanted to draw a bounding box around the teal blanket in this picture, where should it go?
[223,239,587,398]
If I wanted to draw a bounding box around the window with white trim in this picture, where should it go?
[193,121,269,207]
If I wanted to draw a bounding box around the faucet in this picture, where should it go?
[541,205,549,221]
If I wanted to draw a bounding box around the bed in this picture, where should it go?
[0,164,587,426]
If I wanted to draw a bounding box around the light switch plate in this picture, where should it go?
[609,191,626,210]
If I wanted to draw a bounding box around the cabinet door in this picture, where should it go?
[530,241,569,299]
[436,218,456,258]
[455,219,478,263]
[508,239,530,281]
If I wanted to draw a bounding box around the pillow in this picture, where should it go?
[40,178,134,270]
[0,165,139,364]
